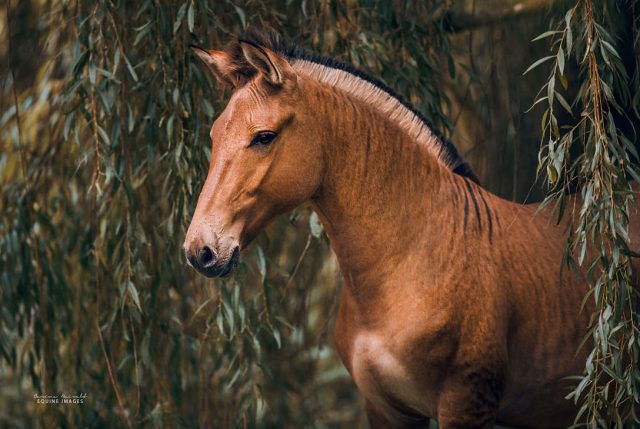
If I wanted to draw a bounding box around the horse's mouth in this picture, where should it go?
[219,247,240,277]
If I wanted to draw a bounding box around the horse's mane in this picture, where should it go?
[223,31,479,184]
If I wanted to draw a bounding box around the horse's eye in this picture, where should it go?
[250,131,277,147]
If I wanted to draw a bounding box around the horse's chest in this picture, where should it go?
[349,333,437,418]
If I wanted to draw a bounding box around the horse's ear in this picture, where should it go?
[191,46,245,88]
[239,40,296,87]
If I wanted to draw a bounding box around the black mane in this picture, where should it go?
[226,31,479,184]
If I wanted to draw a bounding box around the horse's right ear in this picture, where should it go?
[191,45,245,88]
[239,40,296,88]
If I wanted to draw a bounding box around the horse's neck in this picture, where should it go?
[309,86,462,302]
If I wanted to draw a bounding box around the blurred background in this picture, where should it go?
[1,0,638,428]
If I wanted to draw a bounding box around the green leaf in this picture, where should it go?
[187,3,195,32]
[309,211,323,238]
[201,99,214,117]
[231,3,246,29]
[547,163,558,185]
[523,56,554,75]
[63,112,75,140]
[72,50,89,76]
[174,3,187,33]
[601,40,621,60]
[134,21,153,46]
[557,46,565,75]
[271,325,281,349]
[255,246,266,280]
[531,30,560,42]
[127,103,134,133]
[565,12,573,55]
[216,310,225,337]
[556,91,572,114]
[97,125,111,146]
[127,281,142,312]
[89,60,97,85]
[524,96,548,113]
[547,76,555,107]
[626,165,640,184]
[124,55,138,82]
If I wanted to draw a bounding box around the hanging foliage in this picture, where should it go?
[529,0,640,426]
[2,0,639,427]
[1,1,456,427]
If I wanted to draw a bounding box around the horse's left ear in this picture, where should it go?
[239,40,296,87]
[191,45,249,88]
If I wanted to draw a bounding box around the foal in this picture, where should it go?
[184,34,640,428]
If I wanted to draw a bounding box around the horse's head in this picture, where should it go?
[184,40,324,277]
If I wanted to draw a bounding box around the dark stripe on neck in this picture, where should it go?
[463,184,470,235]
[464,178,482,232]
[478,189,493,243]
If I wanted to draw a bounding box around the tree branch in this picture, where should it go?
[445,0,553,32]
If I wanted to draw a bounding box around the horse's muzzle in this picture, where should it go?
[184,243,240,278]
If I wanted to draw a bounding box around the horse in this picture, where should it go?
[183,33,640,428]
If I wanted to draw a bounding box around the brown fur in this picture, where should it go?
[184,40,640,428]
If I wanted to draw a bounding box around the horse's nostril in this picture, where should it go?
[199,245,216,268]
